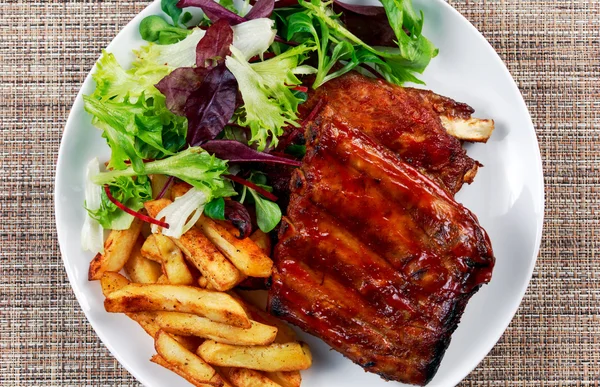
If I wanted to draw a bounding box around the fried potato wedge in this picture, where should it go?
[440,115,495,143]
[197,217,273,278]
[125,237,162,284]
[144,199,242,291]
[88,218,143,280]
[104,283,251,328]
[220,367,282,387]
[148,311,277,346]
[141,234,162,262]
[236,298,298,344]
[155,234,194,285]
[154,330,225,387]
[266,372,301,387]
[249,230,271,256]
[100,272,131,297]
[197,341,312,372]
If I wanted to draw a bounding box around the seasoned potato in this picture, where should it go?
[148,311,277,346]
[220,367,282,387]
[197,217,273,278]
[197,341,312,372]
[249,230,272,256]
[124,237,162,283]
[140,234,162,262]
[144,199,242,291]
[154,234,194,285]
[104,283,251,328]
[266,371,301,387]
[88,218,143,280]
[154,330,225,386]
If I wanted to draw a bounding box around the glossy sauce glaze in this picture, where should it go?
[269,106,494,385]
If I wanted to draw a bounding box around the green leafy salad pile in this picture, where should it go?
[81,0,437,254]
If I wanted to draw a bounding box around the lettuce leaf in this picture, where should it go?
[93,147,235,198]
[87,175,153,230]
[225,44,314,150]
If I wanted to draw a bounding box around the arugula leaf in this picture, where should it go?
[87,175,153,230]
[139,15,191,44]
[204,197,226,220]
[162,0,184,26]
[288,0,437,87]
[248,186,281,233]
[93,147,235,197]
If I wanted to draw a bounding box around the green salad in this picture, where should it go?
[81,0,437,254]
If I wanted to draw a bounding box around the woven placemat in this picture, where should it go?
[1,0,599,385]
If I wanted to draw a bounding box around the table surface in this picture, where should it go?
[1,0,599,385]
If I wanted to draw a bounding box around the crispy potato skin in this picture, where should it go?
[88,218,143,280]
[197,341,312,372]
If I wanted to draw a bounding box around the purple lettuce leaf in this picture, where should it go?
[201,140,302,166]
[245,0,275,19]
[155,67,207,116]
[196,19,234,69]
[177,0,246,25]
[333,0,385,16]
[185,64,238,146]
[225,200,253,238]
[333,2,396,47]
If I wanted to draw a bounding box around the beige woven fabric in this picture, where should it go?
[1,0,598,385]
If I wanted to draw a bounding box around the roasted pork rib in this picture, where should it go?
[299,72,493,194]
[268,105,495,385]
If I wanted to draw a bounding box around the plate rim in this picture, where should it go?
[54,1,545,385]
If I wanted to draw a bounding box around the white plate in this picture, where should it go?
[55,1,544,386]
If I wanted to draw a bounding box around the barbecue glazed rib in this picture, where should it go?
[268,107,495,385]
[299,72,494,194]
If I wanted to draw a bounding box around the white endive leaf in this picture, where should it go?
[231,18,276,61]
[152,187,209,238]
[81,158,105,254]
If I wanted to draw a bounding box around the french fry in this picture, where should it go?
[88,218,143,280]
[156,275,170,284]
[124,237,162,284]
[197,341,312,372]
[235,297,298,344]
[198,276,209,288]
[265,372,301,387]
[249,230,272,256]
[140,234,162,262]
[149,174,173,200]
[154,330,225,387]
[220,367,282,387]
[148,311,277,346]
[145,199,242,291]
[197,217,273,278]
[154,234,194,285]
[104,283,251,328]
[100,272,131,297]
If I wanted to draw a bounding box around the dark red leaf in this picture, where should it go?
[201,140,302,166]
[273,0,299,7]
[104,186,170,228]
[177,0,246,25]
[155,67,207,116]
[333,0,385,16]
[224,200,253,238]
[185,64,238,146]
[245,0,275,19]
[225,174,279,202]
[196,19,234,69]
[333,2,396,47]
